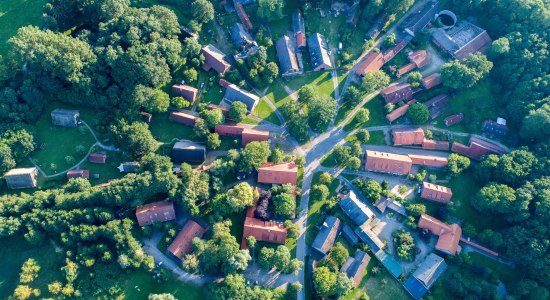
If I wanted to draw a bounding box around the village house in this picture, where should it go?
[339,191,376,226]
[341,251,371,287]
[451,136,506,160]
[241,205,287,249]
[355,51,385,77]
[257,162,298,186]
[172,84,198,103]
[397,50,430,76]
[218,78,232,88]
[234,3,253,30]
[418,214,462,255]
[67,169,90,179]
[420,182,453,204]
[117,162,140,173]
[401,0,440,37]
[308,33,332,71]
[276,35,301,77]
[408,154,448,168]
[374,196,407,216]
[481,118,508,139]
[171,141,206,164]
[4,167,38,189]
[230,23,255,48]
[168,220,206,259]
[135,200,176,227]
[424,94,449,119]
[341,224,360,246]
[215,123,269,146]
[366,14,387,40]
[207,104,230,118]
[223,84,260,112]
[311,215,340,259]
[421,139,450,151]
[51,109,80,128]
[292,9,306,48]
[169,111,198,127]
[380,83,413,104]
[201,44,231,75]
[386,99,417,122]
[431,20,492,60]
[89,152,107,164]
[421,73,442,90]
[392,128,425,146]
[382,40,407,63]
[365,150,413,175]
[404,253,447,300]
[444,113,464,126]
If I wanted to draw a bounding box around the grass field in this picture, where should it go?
[266,80,294,109]
[285,71,336,98]
[252,99,281,125]
[78,147,124,186]
[149,113,199,143]
[343,96,387,131]
[345,130,386,145]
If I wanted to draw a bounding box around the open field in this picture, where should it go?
[78,148,124,186]
[344,259,410,300]
[343,96,387,131]
[149,113,199,144]
[253,99,281,125]
[266,80,295,108]
[345,130,386,145]
[285,71,336,98]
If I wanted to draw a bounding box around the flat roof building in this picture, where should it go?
[308,33,332,71]
[312,216,340,259]
[51,109,79,128]
[421,182,452,204]
[4,167,38,189]
[365,150,412,175]
[135,200,176,227]
[168,220,206,259]
[257,163,298,186]
[171,141,206,164]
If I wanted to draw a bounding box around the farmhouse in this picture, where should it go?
[231,23,254,48]
[422,139,450,151]
[355,51,385,77]
[215,123,269,146]
[444,113,464,126]
[341,251,371,287]
[380,83,413,104]
[4,167,38,189]
[311,215,340,259]
[67,169,90,179]
[257,162,298,186]
[51,109,79,127]
[171,141,206,164]
[169,111,198,127]
[397,50,429,76]
[339,191,375,226]
[224,84,260,111]
[172,84,198,103]
[89,152,106,164]
[168,220,206,259]
[308,33,332,71]
[424,94,449,119]
[386,99,417,122]
[421,73,442,89]
[408,154,448,168]
[481,119,508,139]
[382,40,407,63]
[418,214,462,255]
[392,128,425,146]
[117,162,140,173]
[276,35,301,76]
[292,9,306,48]
[420,182,453,204]
[241,205,287,249]
[135,200,176,227]
[401,0,440,36]
[451,137,506,160]
[431,21,492,60]
[201,44,231,75]
[404,253,447,300]
[365,150,413,175]
[235,3,253,30]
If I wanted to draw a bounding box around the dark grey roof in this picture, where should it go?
[276,36,299,75]
[401,0,440,34]
[51,109,79,117]
[339,191,375,226]
[341,224,359,246]
[413,253,447,288]
[292,9,305,33]
[118,162,140,173]
[311,216,341,259]
[224,84,259,111]
[340,250,371,280]
[230,23,254,47]
[307,33,332,69]
[354,226,384,252]
[172,141,206,163]
[431,28,457,52]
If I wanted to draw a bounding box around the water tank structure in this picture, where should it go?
[436,10,457,29]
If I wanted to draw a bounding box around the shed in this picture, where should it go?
[67,169,90,179]
[444,113,464,126]
[51,109,80,127]
[169,111,198,127]
[4,168,38,189]
[89,152,107,164]
[341,224,359,246]
[117,162,140,173]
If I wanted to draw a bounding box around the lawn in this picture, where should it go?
[30,105,97,176]
[78,148,124,186]
[122,268,203,299]
[252,99,281,125]
[285,71,336,98]
[344,259,410,300]
[149,113,199,144]
[343,96,387,131]
[267,80,294,109]
[345,130,386,145]
[0,0,48,78]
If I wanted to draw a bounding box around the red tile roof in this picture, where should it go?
[242,128,269,146]
[422,139,450,151]
[451,137,506,160]
[444,113,464,126]
[355,51,385,76]
[201,45,231,74]
[296,32,306,47]
[168,220,205,259]
[421,73,442,90]
[241,206,287,249]
[383,40,407,62]
[218,78,232,88]
[418,214,461,255]
[170,111,198,127]
[89,152,106,164]
[408,154,448,167]
[455,31,492,60]
[135,200,176,227]
[408,50,429,68]
[397,62,418,76]
[172,85,198,103]
[257,163,298,185]
[392,128,424,146]
[421,182,452,204]
[381,83,413,104]
[67,169,89,179]
[215,123,245,136]
[235,3,253,30]
[386,99,416,122]
[365,150,412,175]
[208,104,230,117]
